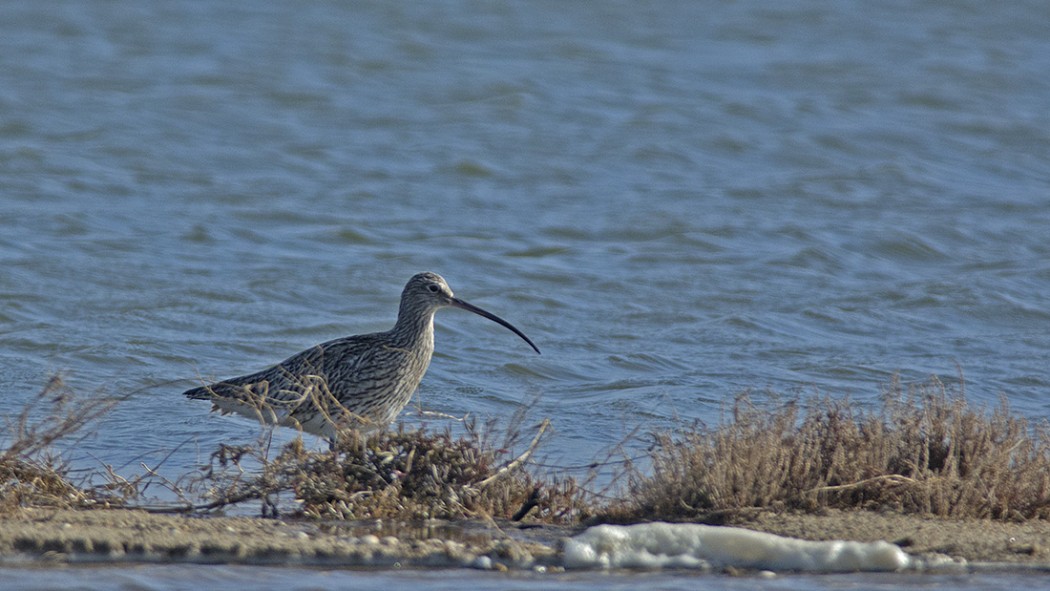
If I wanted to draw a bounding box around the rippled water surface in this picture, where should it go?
[5,564,1050,591]
[2,0,1049,588]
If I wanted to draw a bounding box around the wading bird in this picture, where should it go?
[184,272,540,439]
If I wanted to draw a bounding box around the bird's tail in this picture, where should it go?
[184,380,262,403]
[183,385,214,400]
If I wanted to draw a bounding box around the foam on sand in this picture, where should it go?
[563,522,911,572]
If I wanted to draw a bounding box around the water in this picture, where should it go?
[4,565,1044,591]
[2,0,1049,588]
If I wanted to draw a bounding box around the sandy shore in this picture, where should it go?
[2,508,1049,570]
[0,508,561,570]
[742,509,1050,566]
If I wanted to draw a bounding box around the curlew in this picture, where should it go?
[184,272,539,439]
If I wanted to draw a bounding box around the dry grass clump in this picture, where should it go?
[0,458,89,513]
[614,376,1050,523]
[0,376,120,512]
[11,373,1049,527]
[193,418,588,523]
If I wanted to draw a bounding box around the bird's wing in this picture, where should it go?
[184,334,382,403]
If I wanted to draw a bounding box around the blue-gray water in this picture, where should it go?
[5,564,1050,591]
[2,1,1049,589]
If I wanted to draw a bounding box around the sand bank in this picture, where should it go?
[2,508,1050,571]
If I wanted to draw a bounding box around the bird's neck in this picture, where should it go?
[390,307,436,351]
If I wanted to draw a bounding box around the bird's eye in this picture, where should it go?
[427,284,440,293]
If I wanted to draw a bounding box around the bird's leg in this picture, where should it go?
[261,493,279,518]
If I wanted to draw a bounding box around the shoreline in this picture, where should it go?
[2,508,1049,572]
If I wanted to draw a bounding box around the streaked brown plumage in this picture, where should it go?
[184,272,540,439]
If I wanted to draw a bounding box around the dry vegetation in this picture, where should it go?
[0,376,121,513]
[3,374,1050,526]
[612,376,1050,523]
[186,418,588,523]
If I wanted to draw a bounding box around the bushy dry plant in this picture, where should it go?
[615,376,1050,523]
[12,373,1047,526]
[0,376,120,512]
[191,418,588,523]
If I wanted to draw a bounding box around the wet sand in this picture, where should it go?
[741,509,1050,566]
[2,508,1050,570]
[0,508,559,570]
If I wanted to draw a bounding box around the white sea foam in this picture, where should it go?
[563,522,911,572]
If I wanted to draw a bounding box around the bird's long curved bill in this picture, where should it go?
[451,297,541,354]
